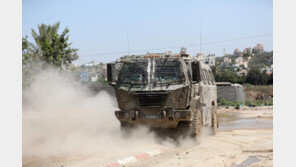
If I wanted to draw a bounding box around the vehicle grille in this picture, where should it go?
[137,93,168,107]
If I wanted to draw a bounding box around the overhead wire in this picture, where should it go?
[80,33,272,57]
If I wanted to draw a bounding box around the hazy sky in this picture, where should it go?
[23,0,273,64]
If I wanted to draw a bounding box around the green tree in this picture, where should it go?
[210,65,218,78]
[22,36,30,63]
[245,68,261,85]
[248,51,273,68]
[267,72,273,85]
[215,70,243,84]
[22,36,42,88]
[31,22,78,67]
[260,70,269,85]
[22,36,40,62]
[243,53,251,59]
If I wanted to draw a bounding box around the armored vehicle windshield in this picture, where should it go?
[154,60,184,83]
[117,59,184,85]
[118,61,148,84]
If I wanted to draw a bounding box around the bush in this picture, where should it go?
[235,103,241,109]
[220,98,273,107]
[244,99,273,107]
[243,83,253,89]
[218,98,242,109]
[264,100,273,106]
[252,100,262,107]
[218,98,229,106]
[245,99,252,106]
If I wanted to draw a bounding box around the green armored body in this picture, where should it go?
[107,48,218,136]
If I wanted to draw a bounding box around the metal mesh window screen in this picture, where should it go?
[185,62,192,81]
[155,61,184,82]
[119,62,148,84]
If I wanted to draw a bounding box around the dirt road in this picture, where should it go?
[138,108,273,167]
[23,107,273,167]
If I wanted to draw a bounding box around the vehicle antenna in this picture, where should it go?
[200,20,202,53]
[125,24,131,55]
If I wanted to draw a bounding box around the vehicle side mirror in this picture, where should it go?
[107,63,117,86]
[191,62,201,82]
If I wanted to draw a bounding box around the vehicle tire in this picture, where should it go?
[189,110,202,137]
[211,106,218,135]
[120,122,132,136]
[120,122,130,129]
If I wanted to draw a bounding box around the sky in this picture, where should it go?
[23,0,273,64]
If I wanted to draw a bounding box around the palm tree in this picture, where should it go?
[31,22,60,48]
[30,22,78,67]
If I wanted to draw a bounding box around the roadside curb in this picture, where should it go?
[100,148,167,167]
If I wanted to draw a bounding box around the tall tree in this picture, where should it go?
[22,36,41,88]
[22,36,30,63]
[22,36,40,64]
[31,22,78,67]
[245,68,261,85]
[267,72,273,85]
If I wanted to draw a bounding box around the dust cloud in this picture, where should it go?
[22,67,180,162]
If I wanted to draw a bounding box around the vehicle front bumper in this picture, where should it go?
[115,109,192,128]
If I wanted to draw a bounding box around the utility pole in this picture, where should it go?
[200,23,202,53]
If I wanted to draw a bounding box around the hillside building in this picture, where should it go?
[243,47,252,54]
[233,48,243,57]
[252,44,264,53]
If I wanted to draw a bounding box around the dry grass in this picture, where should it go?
[243,85,273,101]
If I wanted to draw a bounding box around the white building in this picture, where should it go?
[90,74,98,82]
[72,63,79,67]
[196,53,215,66]
[259,66,273,74]
[85,61,97,67]
[204,54,215,66]
[224,57,231,63]
[234,57,248,69]
[195,53,205,61]
[237,69,248,76]
[235,57,243,65]
[220,57,232,67]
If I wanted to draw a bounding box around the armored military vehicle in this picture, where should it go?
[107,48,218,136]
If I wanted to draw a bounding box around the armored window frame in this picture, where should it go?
[117,61,148,84]
[191,61,201,83]
[154,60,185,84]
[107,63,115,82]
[185,61,192,81]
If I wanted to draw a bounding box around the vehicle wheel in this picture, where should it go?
[212,106,218,135]
[120,122,132,136]
[189,110,202,137]
[120,122,130,129]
